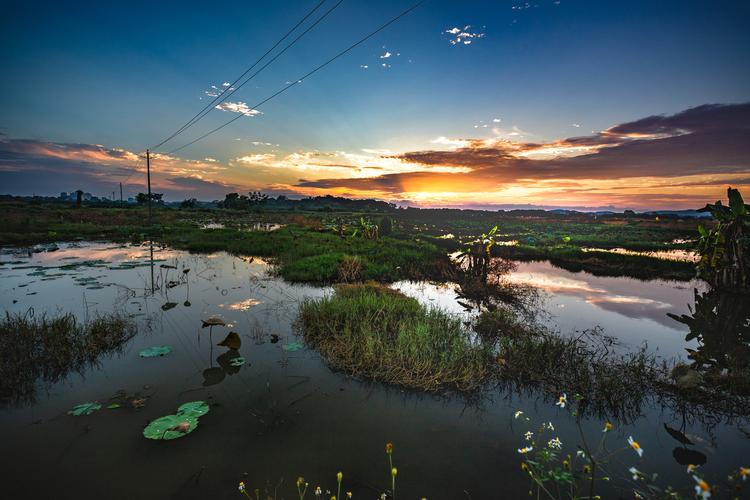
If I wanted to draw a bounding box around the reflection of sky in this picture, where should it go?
[1,242,182,265]
[397,261,705,359]
[506,262,705,357]
[1,243,746,498]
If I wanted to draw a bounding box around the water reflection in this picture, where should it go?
[2,242,748,499]
[668,288,750,392]
[665,422,708,466]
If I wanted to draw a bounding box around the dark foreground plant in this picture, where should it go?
[0,310,136,406]
[299,283,493,392]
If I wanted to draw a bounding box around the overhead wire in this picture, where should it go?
[164,0,425,156]
[151,0,338,150]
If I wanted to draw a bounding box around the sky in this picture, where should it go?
[1,0,749,210]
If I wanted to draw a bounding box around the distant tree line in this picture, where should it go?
[213,193,397,213]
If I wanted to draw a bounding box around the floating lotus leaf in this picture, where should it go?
[68,402,102,416]
[139,345,172,357]
[161,302,178,311]
[107,403,121,409]
[143,414,198,440]
[176,400,210,418]
[201,316,226,327]
[282,342,303,352]
[217,331,241,349]
[228,357,245,367]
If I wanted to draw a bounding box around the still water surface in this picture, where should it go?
[0,242,746,499]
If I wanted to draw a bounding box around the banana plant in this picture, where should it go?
[351,217,379,240]
[696,187,749,292]
[457,225,498,279]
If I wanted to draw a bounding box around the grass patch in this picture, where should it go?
[0,311,136,406]
[298,283,493,392]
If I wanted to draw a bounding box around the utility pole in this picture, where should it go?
[119,182,123,203]
[146,149,152,223]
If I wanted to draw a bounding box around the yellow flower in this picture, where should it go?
[518,446,533,454]
[627,436,644,457]
[347,492,352,498]
[297,477,305,488]
[391,467,398,477]
[238,481,246,492]
[740,467,749,480]
[337,472,343,483]
[583,464,592,474]
[687,464,697,473]
[603,422,613,432]
[521,462,529,471]
[385,442,393,455]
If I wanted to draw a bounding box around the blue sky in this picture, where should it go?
[1,0,749,208]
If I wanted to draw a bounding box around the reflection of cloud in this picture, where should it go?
[221,298,261,311]
[507,262,697,328]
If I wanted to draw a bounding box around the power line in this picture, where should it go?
[151,0,333,150]
[164,0,425,156]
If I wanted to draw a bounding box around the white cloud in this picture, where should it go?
[431,136,471,149]
[572,123,581,128]
[215,101,263,117]
[380,51,392,59]
[204,157,218,162]
[443,25,486,45]
[360,64,369,69]
[493,118,502,123]
[236,154,276,164]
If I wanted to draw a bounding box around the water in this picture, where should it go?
[0,242,747,499]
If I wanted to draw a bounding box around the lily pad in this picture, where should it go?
[139,345,172,357]
[176,400,210,418]
[228,357,246,367]
[282,342,304,352]
[68,402,102,416]
[143,414,198,440]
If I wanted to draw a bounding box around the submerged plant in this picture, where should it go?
[139,345,172,357]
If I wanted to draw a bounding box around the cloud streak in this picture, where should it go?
[294,103,750,209]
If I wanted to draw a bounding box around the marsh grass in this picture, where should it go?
[0,311,136,406]
[496,327,666,421]
[299,283,493,392]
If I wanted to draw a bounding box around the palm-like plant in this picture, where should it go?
[351,217,379,240]
[457,225,498,279]
[697,187,750,292]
